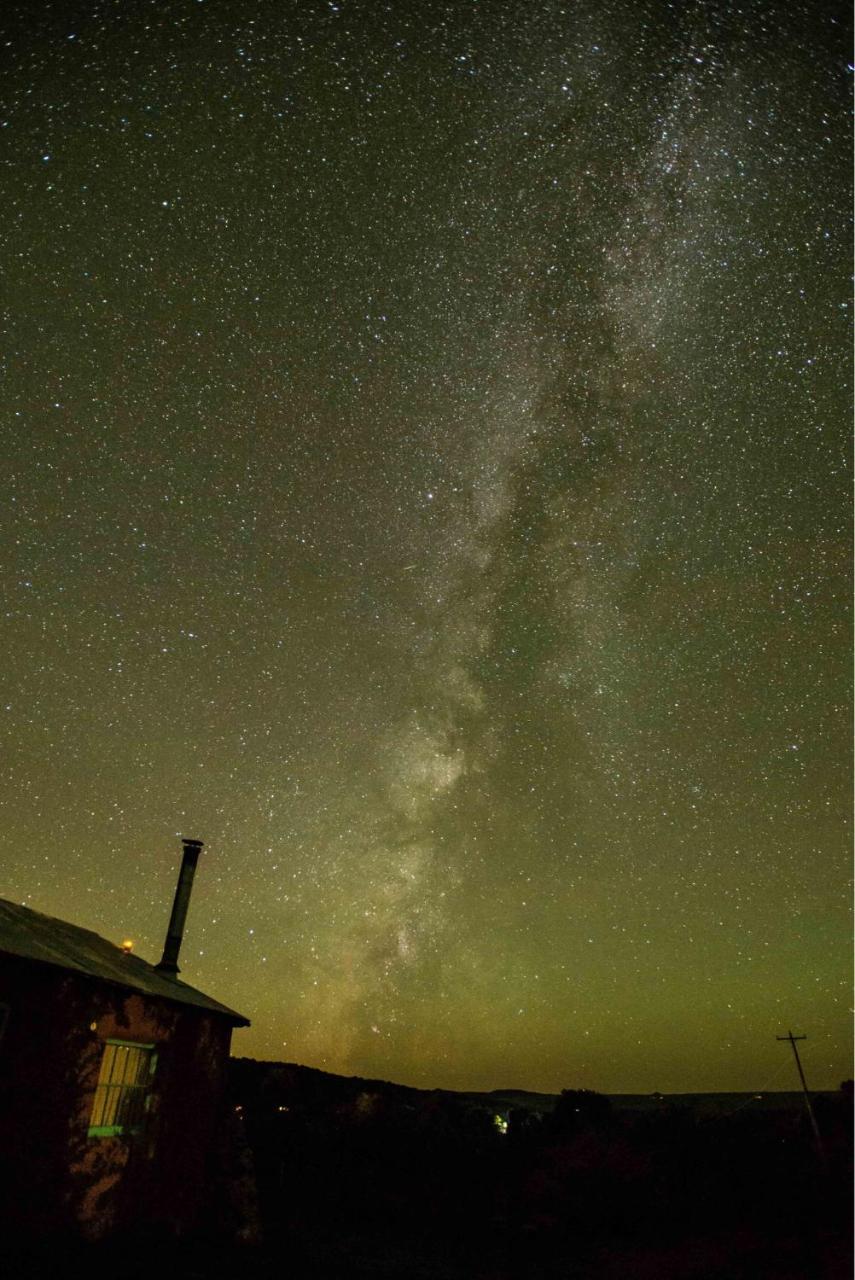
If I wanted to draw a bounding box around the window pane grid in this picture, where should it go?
[89,1041,155,1134]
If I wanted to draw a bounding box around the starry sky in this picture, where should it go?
[1,0,851,1094]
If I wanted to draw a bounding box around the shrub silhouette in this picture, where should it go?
[550,1087,613,1134]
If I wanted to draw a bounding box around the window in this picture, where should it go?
[88,1039,157,1138]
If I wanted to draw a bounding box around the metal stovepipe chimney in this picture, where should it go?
[156,838,204,975]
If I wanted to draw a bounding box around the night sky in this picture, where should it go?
[2,0,851,1094]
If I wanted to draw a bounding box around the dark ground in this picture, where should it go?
[8,1067,853,1279]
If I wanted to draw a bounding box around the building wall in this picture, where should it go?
[0,952,234,1240]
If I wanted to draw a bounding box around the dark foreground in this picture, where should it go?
[9,1072,853,1280]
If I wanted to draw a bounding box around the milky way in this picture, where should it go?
[1,0,851,1091]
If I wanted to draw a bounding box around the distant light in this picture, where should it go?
[494,1114,509,1135]
[121,939,133,954]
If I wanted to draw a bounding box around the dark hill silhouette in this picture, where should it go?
[229,1056,835,1120]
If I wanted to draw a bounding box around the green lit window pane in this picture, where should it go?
[88,1040,156,1137]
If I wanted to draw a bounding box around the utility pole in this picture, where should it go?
[776,1030,825,1167]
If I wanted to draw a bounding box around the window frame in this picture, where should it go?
[88,1038,158,1139]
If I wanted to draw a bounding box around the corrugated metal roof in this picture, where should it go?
[0,898,249,1026]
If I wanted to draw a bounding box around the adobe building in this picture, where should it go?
[0,839,249,1240]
